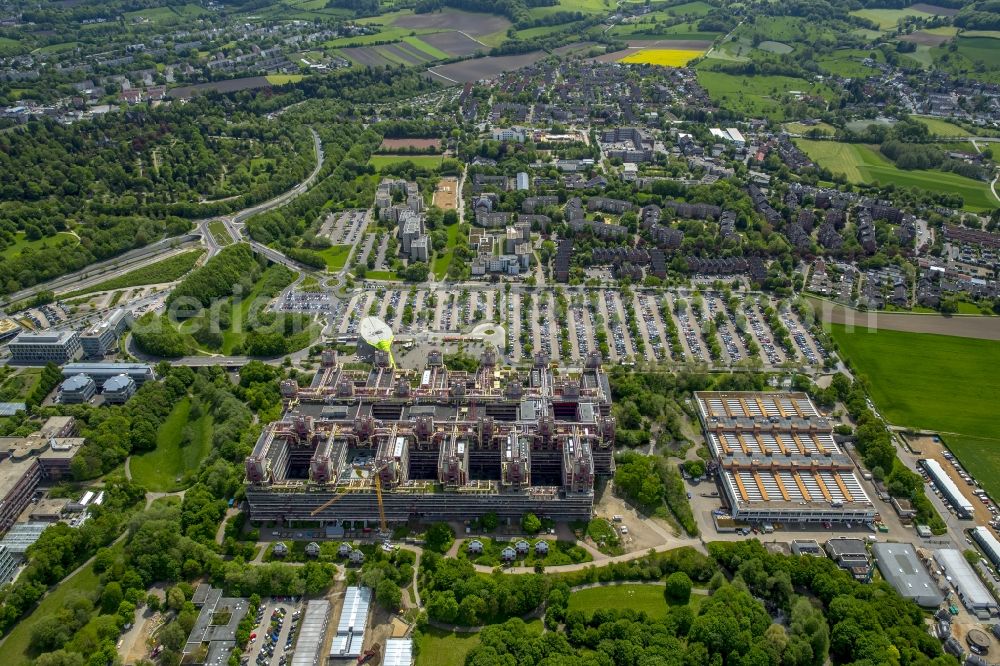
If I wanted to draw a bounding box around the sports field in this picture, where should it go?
[130,397,214,491]
[619,48,704,66]
[794,139,997,210]
[830,324,1000,495]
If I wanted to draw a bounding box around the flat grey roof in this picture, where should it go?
[872,542,943,607]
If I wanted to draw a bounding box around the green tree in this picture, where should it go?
[665,571,692,603]
[521,513,542,534]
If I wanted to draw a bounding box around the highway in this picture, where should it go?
[3,129,324,309]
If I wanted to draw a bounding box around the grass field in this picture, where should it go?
[1,231,78,260]
[816,49,880,77]
[415,620,543,666]
[61,250,204,298]
[266,74,304,85]
[850,7,934,30]
[914,115,970,137]
[2,547,104,666]
[784,121,836,136]
[432,224,462,279]
[208,220,233,246]
[794,139,997,210]
[319,244,352,271]
[369,154,443,170]
[0,367,42,402]
[402,35,449,60]
[568,584,669,617]
[129,397,214,492]
[620,48,704,66]
[364,270,400,281]
[829,324,1000,495]
[956,36,1000,67]
[696,70,835,120]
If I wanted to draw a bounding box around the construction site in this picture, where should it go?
[243,347,616,527]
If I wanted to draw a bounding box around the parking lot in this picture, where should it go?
[245,598,304,666]
[324,286,830,367]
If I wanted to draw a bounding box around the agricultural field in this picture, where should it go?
[830,324,1000,495]
[783,121,836,136]
[794,140,997,210]
[611,18,718,41]
[129,397,214,492]
[526,0,614,19]
[913,115,970,137]
[368,154,444,170]
[849,6,937,30]
[1,231,78,260]
[427,51,547,84]
[954,36,1000,68]
[619,48,705,66]
[816,49,882,78]
[695,70,836,120]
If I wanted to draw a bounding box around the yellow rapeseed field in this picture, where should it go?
[618,48,704,66]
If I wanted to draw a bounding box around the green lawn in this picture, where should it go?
[568,584,669,617]
[208,220,233,246]
[1,231,78,260]
[816,49,880,78]
[61,250,204,298]
[415,628,481,666]
[129,397,214,492]
[415,619,542,666]
[956,36,1000,68]
[829,324,1000,495]
[319,244,352,271]
[695,70,835,120]
[2,552,103,666]
[369,154,443,171]
[794,140,997,211]
[363,270,400,281]
[432,224,462,279]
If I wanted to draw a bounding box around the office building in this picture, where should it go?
[102,374,137,404]
[80,308,133,358]
[0,545,16,584]
[59,374,96,404]
[8,330,81,365]
[0,417,82,531]
[183,585,249,666]
[61,362,154,387]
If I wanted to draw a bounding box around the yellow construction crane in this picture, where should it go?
[310,489,348,517]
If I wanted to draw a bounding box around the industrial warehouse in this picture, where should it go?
[694,391,876,524]
[243,348,615,526]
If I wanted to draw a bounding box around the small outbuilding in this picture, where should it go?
[501,547,516,562]
[535,541,549,556]
[273,542,288,558]
[338,543,353,557]
[349,549,365,565]
[467,540,484,555]
[305,542,320,558]
[515,540,530,556]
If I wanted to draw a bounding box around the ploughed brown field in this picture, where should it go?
[379,138,442,150]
